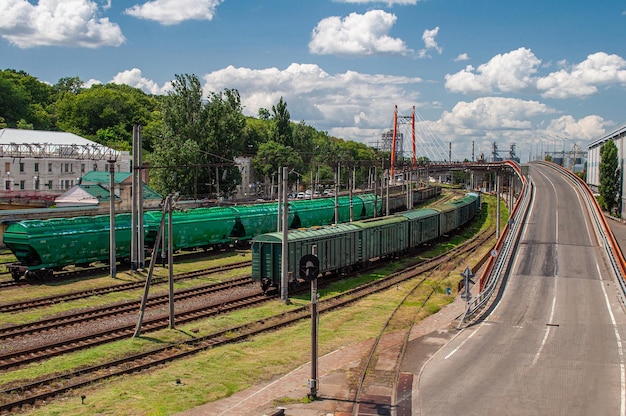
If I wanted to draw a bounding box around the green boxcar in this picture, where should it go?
[399,208,440,247]
[351,216,409,260]
[4,213,134,275]
[251,224,362,291]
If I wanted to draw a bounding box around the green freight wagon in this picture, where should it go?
[351,215,409,260]
[144,206,238,252]
[4,214,134,280]
[251,224,362,292]
[288,198,335,228]
[231,204,280,242]
[399,208,440,247]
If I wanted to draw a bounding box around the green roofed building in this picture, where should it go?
[55,170,162,211]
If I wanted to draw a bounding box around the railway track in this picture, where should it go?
[0,248,241,288]
[0,226,494,414]
[0,260,251,313]
[0,275,254,342]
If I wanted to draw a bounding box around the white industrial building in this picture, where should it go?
[0,128,131,205]
[587,122,626,216]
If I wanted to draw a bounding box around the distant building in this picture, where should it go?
[55,171,162,211]
[0,128,131,205]
[588,122,626,215]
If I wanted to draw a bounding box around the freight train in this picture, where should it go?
[3,187,441,280]
[251,192,480,293]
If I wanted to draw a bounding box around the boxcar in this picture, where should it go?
[251,224,362,292]
[351,216,409,260]
[398,208,440,248]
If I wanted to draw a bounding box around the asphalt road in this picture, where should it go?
[416,163,626,415]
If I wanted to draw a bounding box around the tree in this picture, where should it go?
[150,74,246,198]
[599,139,621,215]
[271,97,292,147]
[54,83,158,146]
[252,141,303,182]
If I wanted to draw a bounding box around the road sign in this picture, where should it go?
[299,254,320,282]
[460,266,475,302]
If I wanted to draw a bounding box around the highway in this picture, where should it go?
[416,163,626,415]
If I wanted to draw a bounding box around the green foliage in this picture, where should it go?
[150,75,245,198]
[599,139,620,214]
[252,140,304,180]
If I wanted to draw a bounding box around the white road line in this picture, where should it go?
[531,276,557,367]
[598,263,626,416]
[444,325,482,360]
[530,169,559,368]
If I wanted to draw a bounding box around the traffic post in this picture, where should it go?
[300,250,320,399]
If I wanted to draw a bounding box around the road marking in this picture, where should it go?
[598,263,626,416]
[444,325,482,360]
[531,169,559,368]
[531,275,557,367]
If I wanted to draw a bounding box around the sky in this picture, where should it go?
[1,0,625,163]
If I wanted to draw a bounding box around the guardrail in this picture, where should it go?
[458,172,533,326]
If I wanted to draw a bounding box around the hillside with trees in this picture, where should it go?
[0,69,386,199]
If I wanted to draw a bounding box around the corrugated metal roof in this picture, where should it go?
[81,171,132,184]
[0,128,100,146]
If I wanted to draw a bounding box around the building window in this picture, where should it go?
[19,180,25,190]
[35,179,40,190]
[34,163,39,173]
[64,163,69,173]
[5,180,10,190]
[19,162,24,173]
[81,164,85,173]
[48,163,52,173]
[65,180,70,189]
[5,162,10,173]
[47,180,52,189]
[93,163,98,171]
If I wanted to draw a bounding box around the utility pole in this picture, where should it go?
[109,160,116,278]
[281,167,290,304]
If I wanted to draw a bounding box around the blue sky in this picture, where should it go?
[1,0,625,162]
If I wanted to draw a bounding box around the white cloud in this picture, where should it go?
[454,53,469,62]
[536,52,626,99]
[125,0,222,26]
[201,63,422,139]
[110,68,172,95]
[445,47,541,94]
[545,115,606,140]
[0,0,124,48]
[309,10,411,56]
[445,48,626,100]
[439,97,554,132]
[418,26,442,58]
